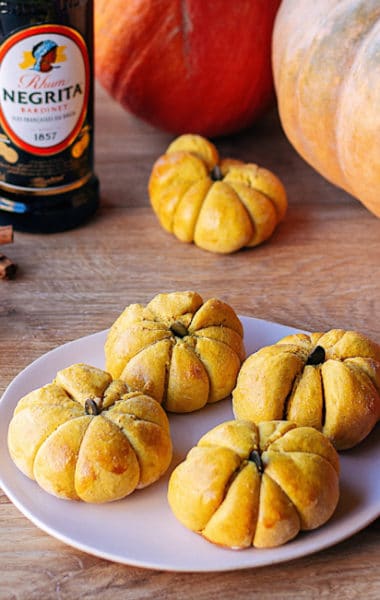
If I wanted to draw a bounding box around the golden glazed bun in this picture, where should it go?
[148,134,287,254]
[105,291,245,412]
[232,329,380,450]
[168,420,340,549]
[7,363,173,503]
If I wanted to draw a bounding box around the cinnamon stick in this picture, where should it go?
[0,225,13,245]
[0,253,17,279]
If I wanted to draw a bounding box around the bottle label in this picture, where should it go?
[0,24,89,157]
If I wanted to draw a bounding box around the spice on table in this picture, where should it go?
[0,225,13,245]
[0,253,17,279]
[0,225,17,279]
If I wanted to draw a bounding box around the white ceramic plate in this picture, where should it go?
[0,316,379,572]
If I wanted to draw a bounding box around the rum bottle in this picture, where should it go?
[0,0,99,232]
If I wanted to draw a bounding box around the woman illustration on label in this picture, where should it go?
[32,40,58,72]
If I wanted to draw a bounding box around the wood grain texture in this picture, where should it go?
[0,84,379,599]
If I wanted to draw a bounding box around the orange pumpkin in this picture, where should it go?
[95,0,281,136]
[272,1,380,217]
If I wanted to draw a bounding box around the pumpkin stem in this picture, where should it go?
[249,449,263,473]
[210,165,223,181]
[85,397,101,415]
[306,345,326,366]
[170,321,188,338]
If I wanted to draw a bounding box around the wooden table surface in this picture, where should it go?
[1,84,379,599]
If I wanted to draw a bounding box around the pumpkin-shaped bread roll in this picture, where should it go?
[168,420,340,549]
[8,363,173,503]
[149,134,287,253]
[233,329,380,450]
[105,290,245,413]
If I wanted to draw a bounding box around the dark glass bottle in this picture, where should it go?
[0,0,99,232]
